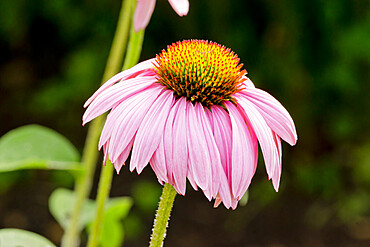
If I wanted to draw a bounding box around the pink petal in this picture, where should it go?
[98,89,145,150]
[131,90,174,174]
[83,76,156,125]
[114,139,134,174]
[236,94,280,181]
[209,156,233,208]
[231,198,239,209]
[186,162,198,191]
[225,101,258,200]
[196,103,222,200]
[210,106,234,207]
[84,58,155,107]
[168,0,189,16]
[240,88,297,146]
[162,98,181,187]
[211,106,232,181]
[186,102,212,191]
[272,132,282,191]
[134,0,156,31]
[150,137,168,184]
[107,85,163,163]
[171,98,188,195]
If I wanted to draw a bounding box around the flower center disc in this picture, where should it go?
[153,40,247,107]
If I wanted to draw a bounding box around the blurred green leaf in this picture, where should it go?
[132,180,161,214]
[0,228,56,247]
[122,214,145,241]
[49,188,95,230]
[49,188,132,246]
[0,125,82,172]
[96,197,133,247]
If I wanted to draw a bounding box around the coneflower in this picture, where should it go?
[83,40,297,209]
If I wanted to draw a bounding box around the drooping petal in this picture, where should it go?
[186,102,212,191]
[98,89,148,150]
[83,76,156,125]
[131,90,174,174]
[134,0,156,31]
[171,98,188,195]
[114,139,134,174]
[211,106,232,181]
[150,137,167,184]
[231,197,239,209]
[107,85,163,163]
[162,98,181,187]
[186,165,198,191]
[225,101,258,200]
[240,88,297,146]
[272,132,282,191]
[84,59,155,107]
[168,0,189,16]
[196,104,222,200]
[210,106,234,208]
[236,94,280,181]
[99,104,127,150]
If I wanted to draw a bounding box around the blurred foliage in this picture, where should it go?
[0,0,369,246]
[49,188,132,247]
[0,125,81,172]
[0,228,57,247]
[131,180,162,214]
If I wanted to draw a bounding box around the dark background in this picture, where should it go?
[0,0,369,246]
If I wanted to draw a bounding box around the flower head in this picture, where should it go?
[134,0,189,31]
[83,40,297,209]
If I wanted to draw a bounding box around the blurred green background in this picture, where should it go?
[0,0,369,246]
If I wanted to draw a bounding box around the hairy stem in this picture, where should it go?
[149,183,177,247]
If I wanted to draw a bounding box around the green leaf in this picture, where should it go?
[49,188,133,235]
[0,228,56,247]
[0,125,82,172]
[49,188,96,230]
[99,198,133,247]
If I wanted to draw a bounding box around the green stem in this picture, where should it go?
[149,183,177,247]
[86,5,145,247]
[122,25,145,70]
[87,160,114,247]
[60,0,133,246]
[102,0,133,81]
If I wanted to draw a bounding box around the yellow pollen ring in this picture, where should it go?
[153,39,247,107]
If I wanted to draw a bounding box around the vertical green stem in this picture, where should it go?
[60,0,133,246]
[86,5,145,247]
[149,183,177,247]
[122,27,145,69]
[86,160,114,247]
[101,0,133,81]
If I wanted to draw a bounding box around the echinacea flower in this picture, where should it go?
[83,40,297,209]
[134,0,189,31]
